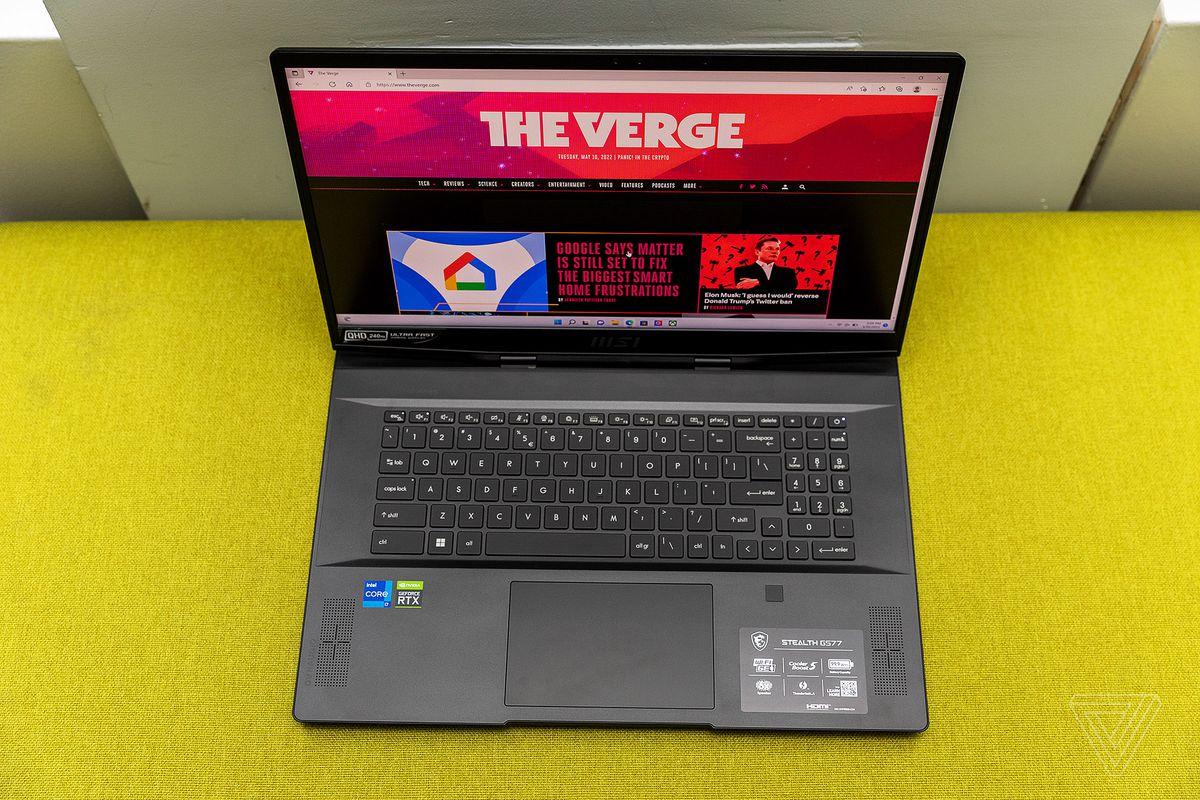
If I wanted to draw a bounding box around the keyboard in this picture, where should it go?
[372,408,854,566]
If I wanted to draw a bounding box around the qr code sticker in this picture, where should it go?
[840,680,858,698]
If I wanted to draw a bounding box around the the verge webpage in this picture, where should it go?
[284,66,947,335]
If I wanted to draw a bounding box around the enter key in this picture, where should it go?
[729,482,784,505]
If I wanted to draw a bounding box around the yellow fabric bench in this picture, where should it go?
[1,213,1197,797]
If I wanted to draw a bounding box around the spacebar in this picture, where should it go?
[485,533,626,558]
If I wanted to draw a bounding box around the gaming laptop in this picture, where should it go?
[270,47,964,731]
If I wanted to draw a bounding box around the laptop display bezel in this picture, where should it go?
[270,47,964,361]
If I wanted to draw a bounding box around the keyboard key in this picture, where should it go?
[486,533,626,557]
[381,426,399,448]
[716,509,755,532]
[806,431,826,449]
[630,508,654,530]
[456,532,482,555]
[409,411,431,423]
[508,412,530,424]
[805,415,824,428]
[737,540,759,559]
[687,534,709,558]
[534,412,555,425]
[812,542,855,560]
[684,414,705,426]
[785,454,806,471]
[671,480,698,505]
[384,410,407,424]
[630,533,655,557]
[680,430,703,452]
[428,532,453,554]
[712,535,734,558]
[762,541,784,560]
[658,413,680,426]
[444,450,465,474]
[809,497,829,515]
[434,411,456,424]
[757,415,780,427]
[701,482,727,504]
[458,505,484,528]
[833,498,853,515]
[583,413,605,425]
[377,477,415,501]
[609,454,634,477]
[456,428,481,450]
[831,475,850,493]
[637,455,662,477]
[623,429,649,452]
[375,504,426,527]
[829,431,848,450]
[651,429,677,451]
[830,454,850,471]
[658,508,683,531]
[828,415,847,428]
[735,431,781,452]
[788,518,831,537]
[371,530,424,555]
[708,415,730,427]
[783,415,804,428]
[721,456,747,479]
[787,495,807,515]
[707,430,732,452]
[761,517,783,537]
[834,519,855,538]
[460,411,481,424]
[608,413,630,425]
[744,455,782,482]
[568,429,593,450]
[729,482,784,505]
[686,507,713,531]
[379,452,410,474]
[808,474,827,492]
[557,412,580,425]
[484,412,504,424]
[540,428,565,450]
[733,415,754,427]
[634,413,656,426]
[658,534,684,558]
[787,541,809,560]
[784,431,805,449]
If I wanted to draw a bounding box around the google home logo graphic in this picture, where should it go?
[443,252,497,291]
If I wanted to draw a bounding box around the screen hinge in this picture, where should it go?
[693,356,732,370]
[499,354,537,368]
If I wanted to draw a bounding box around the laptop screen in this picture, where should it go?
[278,57,954,344]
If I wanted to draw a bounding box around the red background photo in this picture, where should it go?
[699,233,840,289]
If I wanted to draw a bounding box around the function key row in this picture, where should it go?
[384,410,847,428]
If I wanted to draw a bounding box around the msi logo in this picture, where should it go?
[589,336,640,349]
[751,631,769,651]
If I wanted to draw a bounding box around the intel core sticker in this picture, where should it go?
[363,580,392,608]
[739,627,867,714]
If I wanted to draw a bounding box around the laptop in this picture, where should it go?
[270,47,963,731]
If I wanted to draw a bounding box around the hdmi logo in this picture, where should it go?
[590,336,641,349]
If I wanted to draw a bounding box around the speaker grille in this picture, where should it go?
[313,599,355,687]
[868,605,907,696]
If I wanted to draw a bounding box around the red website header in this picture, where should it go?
[291,90,938,182]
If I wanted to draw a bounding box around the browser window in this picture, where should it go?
[284,66,948,334]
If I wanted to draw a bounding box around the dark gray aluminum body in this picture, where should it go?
[294,354,928,731]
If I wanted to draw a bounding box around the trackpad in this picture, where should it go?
[505,582,714,709]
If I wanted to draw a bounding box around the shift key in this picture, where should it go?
[374,503,427,527]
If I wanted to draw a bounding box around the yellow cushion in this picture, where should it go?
[1,213,1196,797]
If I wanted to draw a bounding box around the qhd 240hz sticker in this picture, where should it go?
[363,580,424,609]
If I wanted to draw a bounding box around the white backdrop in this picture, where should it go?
[43,0,1159,218]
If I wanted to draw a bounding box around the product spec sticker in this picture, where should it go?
[739,627,867,714]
